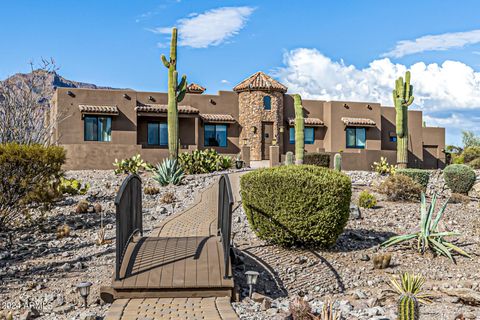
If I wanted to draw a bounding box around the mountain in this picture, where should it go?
[0,70,118,100]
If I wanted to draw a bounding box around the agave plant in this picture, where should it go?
[152,159,185,186]
[390,273,431,320]
[382,192,470,262]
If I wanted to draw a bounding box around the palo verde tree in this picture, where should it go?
[393,71,414,169]
[161,27,187,159]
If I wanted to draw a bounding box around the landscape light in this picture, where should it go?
[77,281,92,308]
[245,270,259,298]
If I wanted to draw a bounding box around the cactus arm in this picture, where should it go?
[161,54,170,68]
[293,94,304,165]
[177,74,187,92]
[176,87,186,103]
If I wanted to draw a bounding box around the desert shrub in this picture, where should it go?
[152,159,184,186]
[462,146,480,163]
[75,200,90,213]
[178,149,232,174]
[0,143,65,228]
[443,164,476,194]
[449,193,470,204]
[469,158,480,169]
[160,191,176,204]
[303,152,330,168]
[377,174,422,201]
[113,154,147,174]
[396,168,431,189]
[358,190,377,208]
[57,177,90,195]
[241,165,351,247]
[144,186,160,195]
[372,157,396,175]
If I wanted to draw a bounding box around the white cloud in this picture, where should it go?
[382,29,480,58]
[150,6,255,48]
[274,48,480,144]
[221,79,230,84]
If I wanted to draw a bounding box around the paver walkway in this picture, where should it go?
[104,172,246,320]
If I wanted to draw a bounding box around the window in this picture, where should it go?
[390,136,397,142]
[346,127,366,148]
[204,124,227,147]
[263,96,271,110]
[289,127,315,144]
[84,116,111,141]
[147,122,168,146]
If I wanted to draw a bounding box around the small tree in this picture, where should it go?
[462,130,480,148]
[0,59,66,145]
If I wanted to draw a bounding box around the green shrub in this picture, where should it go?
[58,177,90,195]
[462,146,480,163]
[372,157,396,175]
[358,190,377,208]
[443,164,476,194]
[0,143,65,227]
[240,165,352,247]
[396,169,431,189]
[469,158,480,169]
[178,149,231,174]
[113,154,147,174]
[377,174,422,201]
[303,152,330,168]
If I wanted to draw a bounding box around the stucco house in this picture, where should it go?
[50,71,445,170]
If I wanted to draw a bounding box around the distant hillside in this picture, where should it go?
[0,70,118,100]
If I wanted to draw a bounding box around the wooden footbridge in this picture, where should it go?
[101,173,242,320]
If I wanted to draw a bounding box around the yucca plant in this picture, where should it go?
[382,192,470,262]
[153,159,185,186]
[390,273,431,320]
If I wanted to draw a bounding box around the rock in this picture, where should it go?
[60,263,71,272]
[354,290,368,300]
[73,261,83,270]
[19,307,40,319]
[261,297,272,310]
[266,308,278,316]
[442,288,480,306]
[359,254,370,261]
[52,304,74,314]
[468,182,480,198]
[349,203,361,220]
[251,292,268,303]
[79,312,97,320]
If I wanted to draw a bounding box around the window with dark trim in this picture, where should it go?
[147,122,168,146]
[204,124,227,147]
[346,127,366,148]
[84,116,112,142]
[389,136,397,142]
[263,96,271,110]
[289,127,315,144]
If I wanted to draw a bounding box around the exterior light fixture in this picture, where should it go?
[343,103,349,109]
[367,104,372,110]
[209,99,217,105]
[251,126,257,134]
[245,271,259,298]
[148,95,155,102]
[279,126,284,133]
[123,93,131,100]
[67,91,75,97]
[242,138,248,146]
[77,281,92,308]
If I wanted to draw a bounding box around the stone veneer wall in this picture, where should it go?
[238,91,284,160]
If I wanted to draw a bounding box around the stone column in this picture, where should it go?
[241,145,250,167]
[269,145,280,167]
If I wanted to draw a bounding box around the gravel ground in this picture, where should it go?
[1,169,479,320]
[232,170,480,320]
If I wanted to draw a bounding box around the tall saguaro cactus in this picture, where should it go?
[161,27,187,160]
[293,94,304,165]
[393,71,414,169]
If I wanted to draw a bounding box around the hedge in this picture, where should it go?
[395,168,431,189]
[0,143,66,209]
[240,165,351,247]
[443,164,476,194]
[303,152,330,168]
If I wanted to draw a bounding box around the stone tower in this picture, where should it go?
[233,72,287,161]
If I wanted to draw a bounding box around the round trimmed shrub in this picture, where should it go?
[395,168,431,189]
[240,165,352,247]
[443,164,476,194]
[358,190,377,208]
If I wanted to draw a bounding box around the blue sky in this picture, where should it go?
[1,0,479,145]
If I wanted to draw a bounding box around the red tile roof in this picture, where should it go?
[79,105,119,115]
[288,117,324,126]
[135,104,199,114]
[200,114,236,123]
[233,71,287,93]
[186,83,206,94]
[341,117,376,127]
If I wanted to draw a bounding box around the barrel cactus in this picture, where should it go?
[334,153,342,171]
[390,273,430,320]
[161,27,187,160]
[393,71,414,169]
[293,94,304,165]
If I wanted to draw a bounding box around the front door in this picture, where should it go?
[261,122,274,160]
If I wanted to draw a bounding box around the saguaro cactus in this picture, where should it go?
[161,27,187,160]
[393,71,414,169]
[293,94,304,165]
[334,153,342,171]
